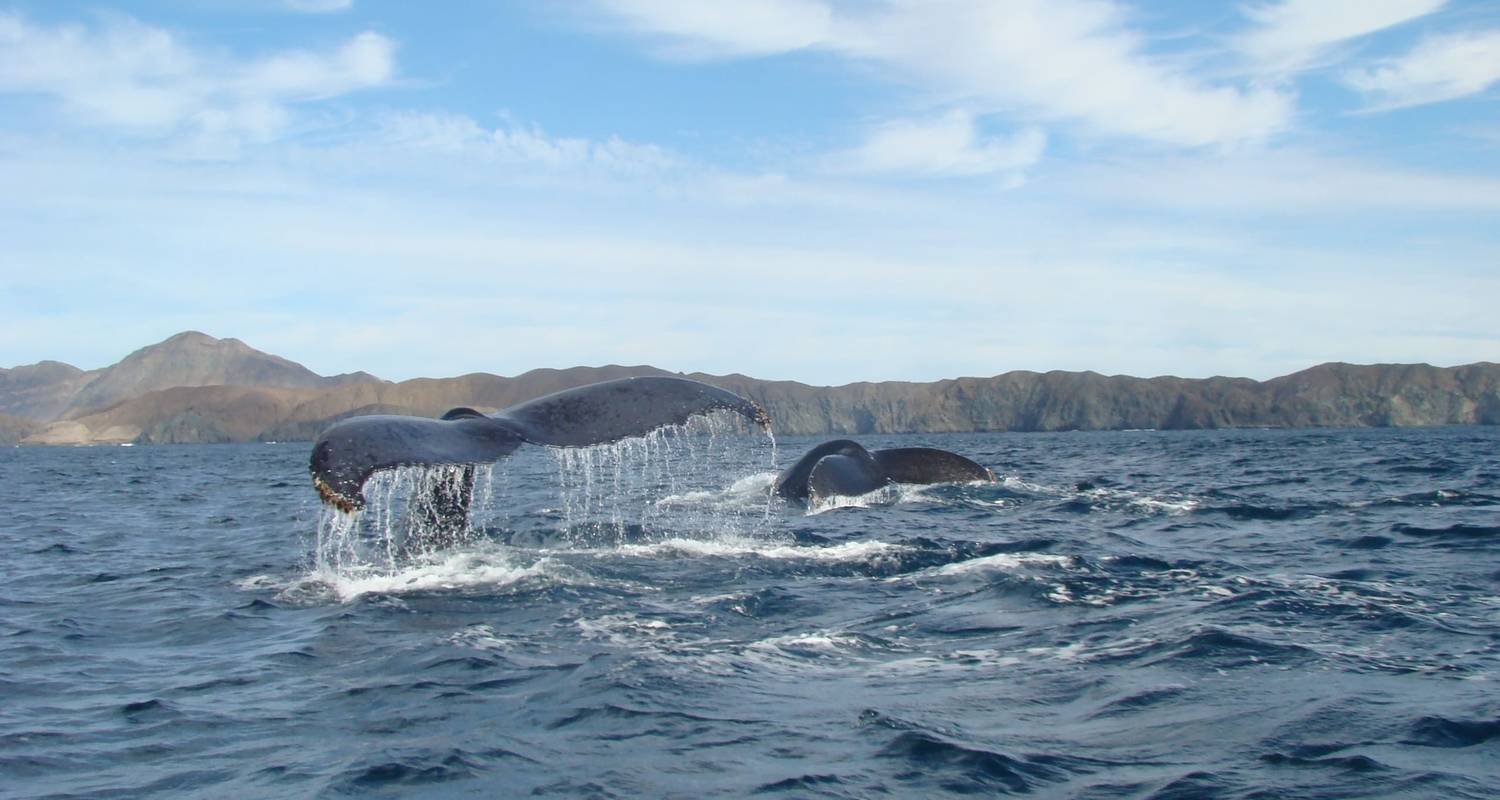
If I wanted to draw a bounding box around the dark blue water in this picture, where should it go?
[3,427,1499,798]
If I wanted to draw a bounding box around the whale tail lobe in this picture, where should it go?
[872,447,996,484]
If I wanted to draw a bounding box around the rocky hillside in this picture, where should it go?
[0,331,383,444]
[57,331,379,418]
[702,362,1500,434]
[3,332,1496,445]
[0,360,99,421]
[0,412,42,444]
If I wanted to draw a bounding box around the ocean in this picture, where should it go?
[2,426,1498,798]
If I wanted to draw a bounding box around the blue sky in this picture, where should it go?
[1,1,1497,384]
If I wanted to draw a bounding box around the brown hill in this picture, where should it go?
[25,385,324,445]
[689,364,1500,434]
[0,411,42,444]
[0,361,99,421]
[0,332,385,424]
[58,331,383,419]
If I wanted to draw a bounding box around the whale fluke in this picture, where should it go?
[310,376,769,513]
[775,439,995,504]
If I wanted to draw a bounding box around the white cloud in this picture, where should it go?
[284,0,355,12]
[0,13,393,145]
[593,0,1293,147]
[1069,147,1500,213]
[1237,0,1445,73]
[836,111,1045,179]
[379,111,680,173]
[1344,29,1500,109]
[596,0,831,57]
[239,31,393,98]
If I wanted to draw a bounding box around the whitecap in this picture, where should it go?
[932,552,1073,576]
[605,535,904,563]
[307,544,568,602]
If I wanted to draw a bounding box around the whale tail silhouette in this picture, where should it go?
[775,440,996,504]
[310,376,770,513]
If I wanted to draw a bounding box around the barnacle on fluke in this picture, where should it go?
[313,475,360,514]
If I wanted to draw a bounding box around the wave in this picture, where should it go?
[1377,489,1499,508]
[255,544,576,603]
[1403,715,1500,748]
[932,552,1073,576]
[326,746,537,794]
[1094,627,1316,668]
[1393,523,1500,541]
[606,536,904,563]
[860,710,1121,794]
[1259,751,1390,772]
[654,472,777,511]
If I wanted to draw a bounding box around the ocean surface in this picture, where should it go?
[3,425,1499,798]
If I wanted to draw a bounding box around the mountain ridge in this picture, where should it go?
[4,333,1497,444]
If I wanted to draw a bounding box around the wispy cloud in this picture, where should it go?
[596,0,831,57]
[283,0,355,12]
[834,111,1045,180]
[1344,28,1500,109]
[0,12,393,150]
[379,111,680,174]
[1068,147,1500,213]
[593,0,1293,147]
[1236,0,1445,73]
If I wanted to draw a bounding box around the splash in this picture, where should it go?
[806,483,904,515]
[307,409,779,592]
[313,463,498,579]
[545,411,775,546]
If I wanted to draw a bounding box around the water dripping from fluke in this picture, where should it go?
[545,411,778,548]
[307,410,780,592]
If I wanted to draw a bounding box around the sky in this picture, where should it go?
[1,0,1498,385]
